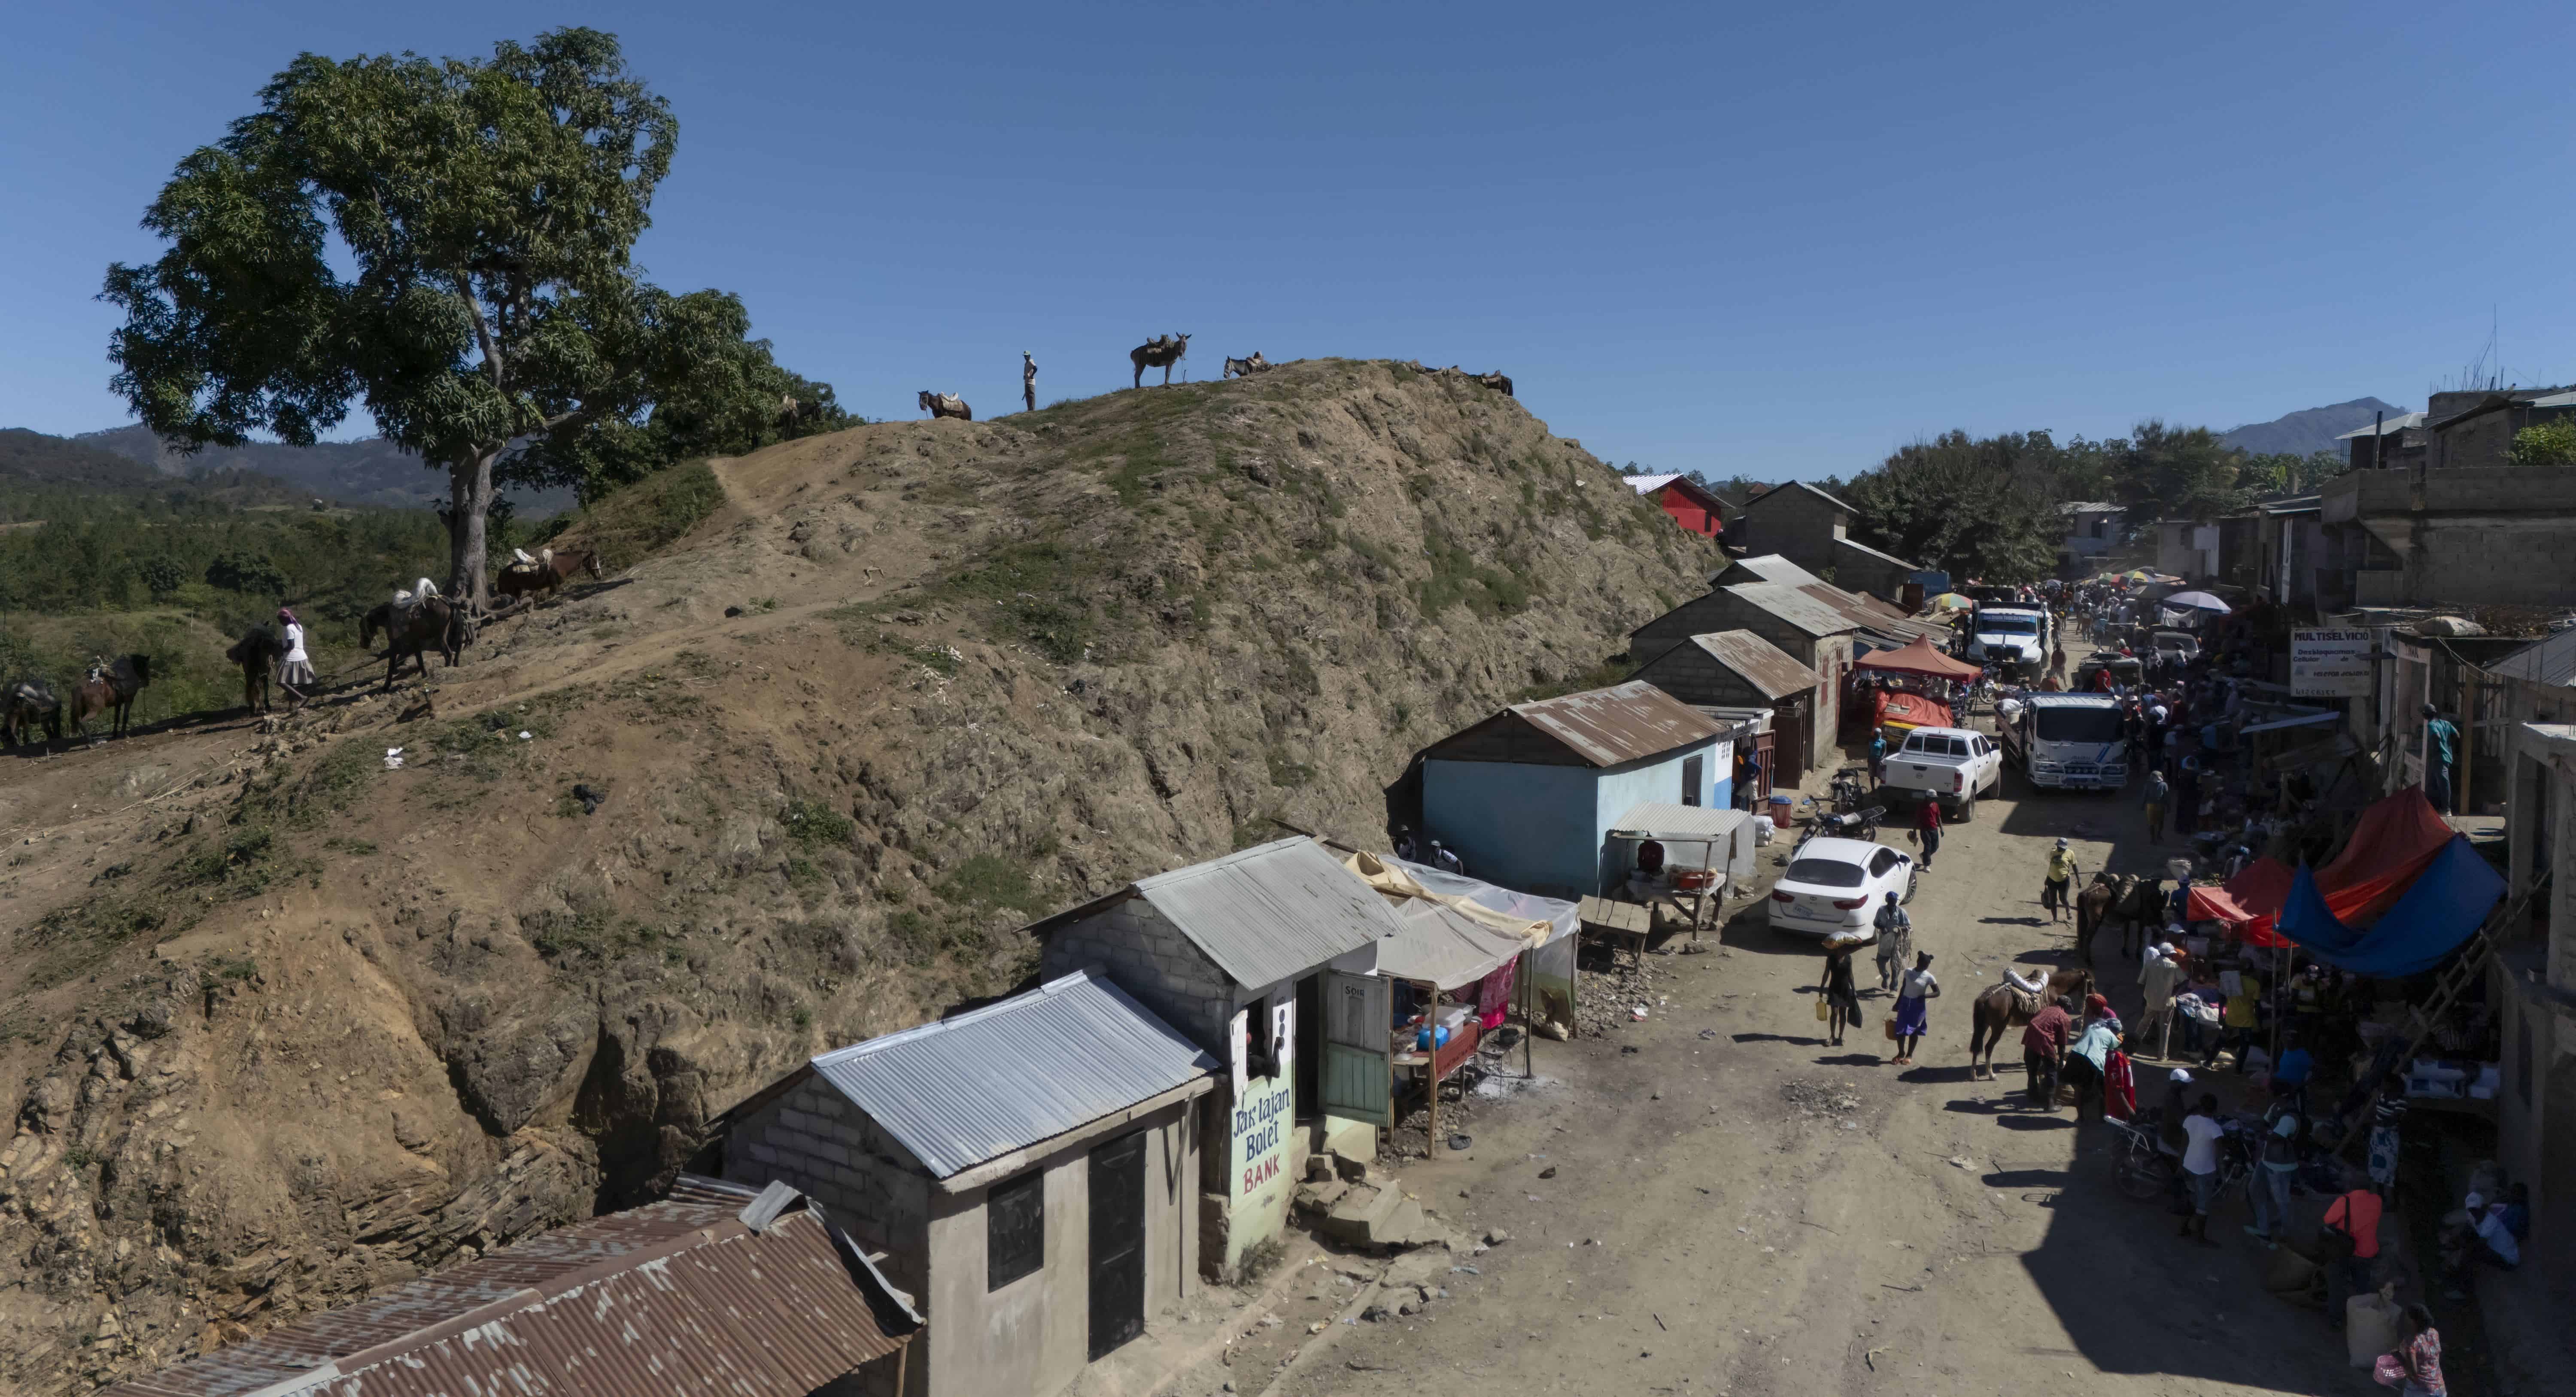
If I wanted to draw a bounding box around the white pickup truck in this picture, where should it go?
[1882,725,2004,820]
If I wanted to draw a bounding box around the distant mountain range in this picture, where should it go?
[2219,397,2409,459]
[71,424,576,514]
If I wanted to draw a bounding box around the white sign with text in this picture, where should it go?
[2291,629,2374,698]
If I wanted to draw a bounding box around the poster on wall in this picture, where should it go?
[2291,629,2374,698]
[1228,1002,1296,1204]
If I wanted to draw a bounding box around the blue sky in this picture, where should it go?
[5,1,2574,480]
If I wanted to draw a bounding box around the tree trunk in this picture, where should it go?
[445,446,502,609]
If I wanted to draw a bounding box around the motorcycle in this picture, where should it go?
[1795,804,1884,852]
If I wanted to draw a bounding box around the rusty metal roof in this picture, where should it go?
[1722,581,1862,637]
[1505,680,1727,767]
[1678,630,1819,699]
[98,1188,917,1397]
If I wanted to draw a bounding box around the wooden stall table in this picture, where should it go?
[1578,895,1654,967]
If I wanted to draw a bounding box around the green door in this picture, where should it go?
[1320,970,1391,1128]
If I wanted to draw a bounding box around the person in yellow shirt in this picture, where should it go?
[2201,970,2263,1072]
[2041,838,2079,925]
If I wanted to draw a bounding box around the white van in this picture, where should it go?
[2002,692,2128,790]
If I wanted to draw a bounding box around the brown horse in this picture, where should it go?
[2075,872,2127,958]
[69,655,151,741]
[2115,875,2167,959]
[495,547,606,604]
[361,598,467,691]
[1966,966,2096,1080]
[225,626,288,714]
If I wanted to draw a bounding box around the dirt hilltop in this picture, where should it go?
[0,357,1718,1391]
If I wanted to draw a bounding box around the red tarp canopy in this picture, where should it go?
[2315,787,2455,924]
[2221,788,2454,945]
[2191,881,2290,947]
[1871,689,1955,732]
[1853,637,1982,682]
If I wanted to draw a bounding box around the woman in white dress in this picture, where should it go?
[277,607,315,706]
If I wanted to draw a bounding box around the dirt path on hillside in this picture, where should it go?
[1218,767,2367,1397]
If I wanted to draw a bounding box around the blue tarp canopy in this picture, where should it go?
[2276,836,2503,976]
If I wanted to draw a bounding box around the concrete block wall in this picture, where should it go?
[1042,900,1237,1053]
[724,1075,934,1297]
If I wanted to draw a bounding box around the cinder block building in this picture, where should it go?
[1626,629,1820,781]
[2317,466,2576,608]
[719,971,1217,1397]
[1731,481,1924,602]
[1631,581,1861,750]
[1030,838,1397,1277]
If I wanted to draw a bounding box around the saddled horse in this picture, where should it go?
[2114,875,2167,960]
[2075,872,2127,958]
[69,655,151,741]
[2,678,62,748]
[361,596,468,691]
[495,547,606,605]
[225,625,288,714]
[1966,966,2096,1080]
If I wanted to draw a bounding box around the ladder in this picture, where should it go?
[2336,869,2545,1160]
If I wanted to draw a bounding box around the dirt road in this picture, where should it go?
[1263,772,2359,1397]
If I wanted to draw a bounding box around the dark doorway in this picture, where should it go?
[1088,1132,1147,1360]
[1294,975,1322,1118]
[1681,754,1703,806]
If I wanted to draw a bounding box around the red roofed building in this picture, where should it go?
[1623,474,1731,538]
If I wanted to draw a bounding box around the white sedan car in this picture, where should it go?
[1766,836,1917,940]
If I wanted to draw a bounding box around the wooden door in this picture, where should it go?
[1088,1132,1147,1359]
[1320,970,1391,1129]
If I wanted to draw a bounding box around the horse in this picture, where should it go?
[1966,966,2096,1080]
[1130,333,1191,388]
[917,391,971,421]
[2115,875,2167,960]
[361,597,467,691]
[224,626,288,714]
[2075,872,2127,959]
[2,678,62,748]
[495,546,606,604]
[69,655,151,741]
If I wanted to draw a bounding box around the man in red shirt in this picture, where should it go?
[2321,1180,2385,1328]
[2021,995,2074,1108]
[1914,796,1944,869]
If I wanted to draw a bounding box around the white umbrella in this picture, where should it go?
[2161,591,2230,613]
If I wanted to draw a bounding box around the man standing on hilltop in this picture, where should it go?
[1023,351,1039,413]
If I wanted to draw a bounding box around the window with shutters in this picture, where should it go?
[987,1169,1045,1290]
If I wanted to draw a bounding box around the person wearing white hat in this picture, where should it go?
[2042,838,2078,925]
[2137,941,2184,1059]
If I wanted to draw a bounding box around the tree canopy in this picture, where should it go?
[102,27,839,603]
[1840,431,2071,581]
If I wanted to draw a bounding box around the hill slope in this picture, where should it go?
[2219,396,2407,457]
[75,424,577,515]
[0,359,1717,1391]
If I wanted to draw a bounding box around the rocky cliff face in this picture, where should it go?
[0,358,1718,1391]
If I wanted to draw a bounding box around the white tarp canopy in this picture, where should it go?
[1341,852,1577,944]
[1604,802,1758,880]
[1373,900,1534,990]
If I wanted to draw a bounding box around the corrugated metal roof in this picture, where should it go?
[2531,390,2576,409]
[1832,535,1922,573]
[1722,553,1826,587]
[1132,837,1399,988]
[1682,630,1818,699]
[2489,627,2576,687]
[1606,802,1751,839]
[1623,473,1680,493]
[811,969,1218,1179]
[1507,680,1726,767]
[99,1190,915,1397]
[2335,412,2426,439]
[1744,479,1859,516]
[1722,580,1863,637]
[1795,583,1943,641]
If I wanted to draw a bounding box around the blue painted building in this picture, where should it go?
[1419,681,1732,899]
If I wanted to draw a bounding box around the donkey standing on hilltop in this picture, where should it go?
[1130,333,1191,388]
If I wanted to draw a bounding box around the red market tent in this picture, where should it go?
[2192,881,2290,948]
[1852,637,1981,682]
[2314,787,2455,925]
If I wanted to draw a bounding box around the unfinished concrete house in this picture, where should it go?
[719,971,1217,1397]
